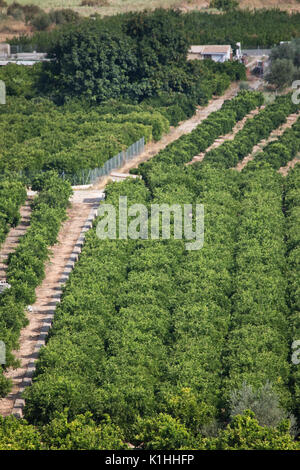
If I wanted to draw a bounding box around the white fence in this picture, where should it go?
[19,137,145,186]
[59,137,145,185]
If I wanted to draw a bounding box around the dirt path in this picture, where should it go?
[187,106,263,165]
[278,155,300,176]
[94,83,240,189]
[0,191,104,417]
[0,198,33,282]
[235,113,300,172]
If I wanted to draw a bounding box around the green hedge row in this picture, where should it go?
[0,106,154,175]
[0,173,72,396]
[222,166,292,410]
[204,94,299,168]
[137,90,264,189]
[0,181,27,247]
[253,117,300,170]
[162,166,240,422]
[285,165,300,421]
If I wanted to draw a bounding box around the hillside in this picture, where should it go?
[2,0,300,18]
[1,0,300,42]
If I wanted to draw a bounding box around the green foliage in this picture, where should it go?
[0,97,166,176]
[42,27,139,102]
[222,167,292,411]
[213,411,298,450]
[30,12,52,31]
[0,180,26,247]
[32,9,241,105]
[267,38,300,88]
[12,9,300,52]
[0,412,126,450]
[7,2,25,21]
[266,59,296,89]
[0,63,41,98]
[138,90,263,185]
[135,413,196,450]
[0,415,42,450]
[0,7,299,451]
[49,9,80,26]
[204,94,298,168]
[285,165,300,422]
[255,117,300,169]
[41,410,127,450]
[229,382,297,433]
[0,174,72,394]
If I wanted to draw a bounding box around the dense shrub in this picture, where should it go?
[0,180,26,247]
[30,12,52,31]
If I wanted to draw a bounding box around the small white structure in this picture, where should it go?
[0,43,10,58]
[235,42,242,61]
[188,45,232,63]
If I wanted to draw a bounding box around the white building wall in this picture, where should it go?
[211,53,229,63]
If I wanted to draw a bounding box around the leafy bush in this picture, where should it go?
[7,2,25,21]
[22,4,42,23]
[0,180,26,247]
[230,382,297,433]
[210,0,239,11]
[49,9,80,25]
[30,12,52,31]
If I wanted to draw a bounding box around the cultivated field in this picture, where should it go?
[3,0,300,16]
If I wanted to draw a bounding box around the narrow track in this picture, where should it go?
[0,191,104,417]
[278,155,300,176]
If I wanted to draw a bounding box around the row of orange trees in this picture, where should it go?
[0,181,26,247]
[254,117,300,170]
[138,90,264,189]
[204,94,299,168]
[222,166,292,411]
[0,174,72,396]
[285,166,300,421]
